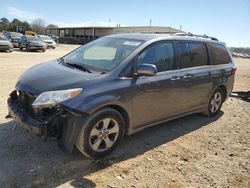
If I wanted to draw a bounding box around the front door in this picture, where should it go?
[132,41,182,128]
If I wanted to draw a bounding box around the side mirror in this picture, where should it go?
[136,64,158,76]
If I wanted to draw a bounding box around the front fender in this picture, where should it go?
[80,94,122,114]
[62,93,130,115]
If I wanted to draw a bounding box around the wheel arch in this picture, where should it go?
[217,84,227,101]
[93,104,130,135]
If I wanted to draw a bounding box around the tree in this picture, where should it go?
[46,24,59,29]
[31,18,46,34]
[0,17,10,31]
[21,21,31,31]
[9,18,22,31]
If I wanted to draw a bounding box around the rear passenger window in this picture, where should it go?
[177,42,208,68]
[137,42,174,72]
[209,43,231,65]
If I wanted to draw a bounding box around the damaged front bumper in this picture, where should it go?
[7,90,86,152]
[8,97,47,136]
[7,90,64,140]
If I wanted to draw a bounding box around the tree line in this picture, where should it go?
[0,17,58,34]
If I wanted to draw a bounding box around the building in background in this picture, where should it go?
[45,26,183,44]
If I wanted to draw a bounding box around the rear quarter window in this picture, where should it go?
[209,43,231,65]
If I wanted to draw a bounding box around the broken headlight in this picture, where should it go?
[32,88,82,109]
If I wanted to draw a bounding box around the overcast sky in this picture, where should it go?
[1,0,249,47]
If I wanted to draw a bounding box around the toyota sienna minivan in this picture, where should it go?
[7,33,236,158]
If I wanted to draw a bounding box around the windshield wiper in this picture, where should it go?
[62,60,92,73]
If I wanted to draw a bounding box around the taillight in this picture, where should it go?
[232,66,237,74]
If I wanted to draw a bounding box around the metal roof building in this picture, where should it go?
[45,26,183,44]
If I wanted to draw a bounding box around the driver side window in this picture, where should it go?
[137,42,175,72]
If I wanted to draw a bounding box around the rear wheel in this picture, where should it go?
[203,88,224,116]
[75,108,125,159]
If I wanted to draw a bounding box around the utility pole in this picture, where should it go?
[149,19,152,32]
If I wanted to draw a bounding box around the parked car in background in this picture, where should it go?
[48,34,59,42]
[5,32,23,47]
[0,34,13,52]
[7,33,236,159]
[19,35,47,52]
[38,35,56,49]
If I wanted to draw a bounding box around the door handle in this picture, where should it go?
[171,76,181,81]
[182,74,193,79]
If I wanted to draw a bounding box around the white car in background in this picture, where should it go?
[0,34,13,52]
[37,35,56,49]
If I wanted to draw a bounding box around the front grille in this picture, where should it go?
[18,90,36,115]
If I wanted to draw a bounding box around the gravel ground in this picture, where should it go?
[0,45,249,188]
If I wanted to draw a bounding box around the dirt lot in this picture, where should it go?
[0,45,249,188]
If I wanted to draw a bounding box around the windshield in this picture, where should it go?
[28,37,40,41]
[40,36,51,40]
[63,37,143,72]
[11,32,23,38]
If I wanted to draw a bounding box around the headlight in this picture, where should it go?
[32,88,83,108]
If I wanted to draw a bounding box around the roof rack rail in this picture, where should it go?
[174,32,219,41]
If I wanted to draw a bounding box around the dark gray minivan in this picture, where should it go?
[7,33,236,158]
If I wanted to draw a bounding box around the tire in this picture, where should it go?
[75,108,125,159]
[42,48,46,52]
[8,49,13,53]
[19,47,23,51]
[203,87,224,116]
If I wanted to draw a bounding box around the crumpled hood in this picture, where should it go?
[16,60,100,94]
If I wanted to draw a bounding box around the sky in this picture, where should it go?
[0,0,249,47]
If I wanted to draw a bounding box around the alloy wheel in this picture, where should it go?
[89,118,119,152]
[210,92,222,113]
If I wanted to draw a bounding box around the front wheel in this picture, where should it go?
[203,88,224,116]
[75,108,125,159]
